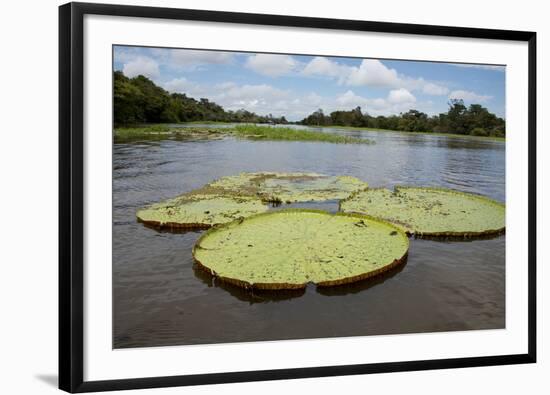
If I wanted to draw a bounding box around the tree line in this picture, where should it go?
[300,101,505,137]
[114,70,504,137]
[114,71,288,125]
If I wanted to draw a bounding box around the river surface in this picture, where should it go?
[113,127,505,348]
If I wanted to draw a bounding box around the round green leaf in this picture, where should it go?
[137,194,268,230]
[340,186,505,238]
[193,209,409,290]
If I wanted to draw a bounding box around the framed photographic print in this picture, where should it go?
[59,2,537,392]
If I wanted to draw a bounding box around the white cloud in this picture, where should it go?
[122,56,160,79]
[161,75,424,120]
[169,49,234,69]
[422,82,450,95]
[387,88,416,104]
[302,57,448,95]
[335,90,368,107]
[217,83,288,104]
[216,83,315,118]
[335,89,417,116]
[448,90,492,103]
[347,59,401,87]
[114,47,141,63]
[162,78,200,95]
[302,56,351,83]
[161,78,324,120]
[245,54,299,77]
[164,79,294,116]
[116,48,234,76]
[304,93,323,106]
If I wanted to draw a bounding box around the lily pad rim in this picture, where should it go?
[137,172,370,230]
[192,208,409,290]
[341,185,505,205]
[394,185,505,208]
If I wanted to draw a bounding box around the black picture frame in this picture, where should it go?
[59,2,537,392]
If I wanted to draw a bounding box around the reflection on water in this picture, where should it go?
[113,127,505,348]
[315,258,408,297]
[193,265,307,304]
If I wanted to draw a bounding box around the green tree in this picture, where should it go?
[445,99,468,134]
[113,70,289,126]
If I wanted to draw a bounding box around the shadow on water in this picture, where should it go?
[192,256,408,303]
[413,231,505,242]
[138,219,209,234]
[192,264,306,304]
[316,256,407,297]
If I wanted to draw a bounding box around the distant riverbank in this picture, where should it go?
[115,122,505,143]
[314,124,505,142]
[114,124,374,144]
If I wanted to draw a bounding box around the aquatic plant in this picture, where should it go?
[193,209,409,290]
[340,186,505,238]
[208,172,369,203]
[114,125,226,141]
[114,124,374,144]
[136,194,268,230]
[137,172,369,229]
[230,124,373,144]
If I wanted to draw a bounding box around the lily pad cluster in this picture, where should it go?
[137,172,505,290]
[193,210,409,289]
[340,186,505,237]
[137,172,368,229]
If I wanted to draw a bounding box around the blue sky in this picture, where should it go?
[114,45,505,121]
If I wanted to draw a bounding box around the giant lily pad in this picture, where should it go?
[193,209,409,290]
[137,194,268,230]
[340,186,505,238]
[207,172,368,203]
[137,172,368,229]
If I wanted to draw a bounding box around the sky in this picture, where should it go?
[113,45,505,122]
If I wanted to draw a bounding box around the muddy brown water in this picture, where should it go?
[113,127,505,348]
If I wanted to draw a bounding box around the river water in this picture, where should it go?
[113,127,505,348]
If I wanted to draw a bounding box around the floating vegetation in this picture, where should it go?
[340,186,505,238]
[207,172,369,203]
[113,124,374,144]
[193,209,409,290]
[136,194,268,230]
[114,125,226,142]
[136,172,368,229]
[230,125,373,144]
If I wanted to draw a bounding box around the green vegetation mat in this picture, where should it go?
[208,172,369,203]
[114,124,374,144]
[114,125,226,141]
[340,186,505,238]
[136,172,368,228]
[230,125,372,144]
[193,209,409,290]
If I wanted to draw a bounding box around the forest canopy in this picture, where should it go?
[299,103,505,137]
[114,71,288,125]
[114,70,505,137]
